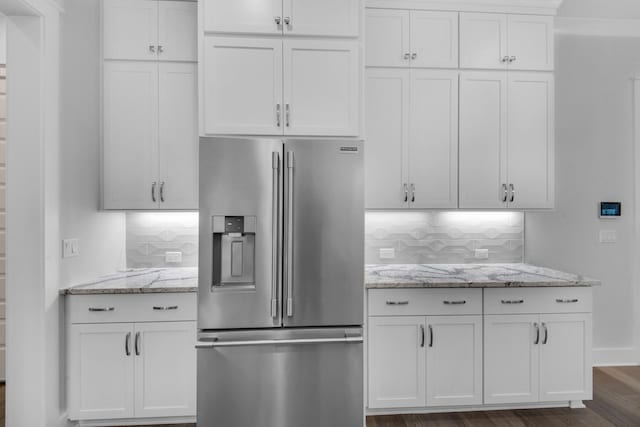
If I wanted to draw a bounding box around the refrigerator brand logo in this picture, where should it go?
[339,146,359,153]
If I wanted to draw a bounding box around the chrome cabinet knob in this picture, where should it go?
[509,56,516,63]
[411,53,417,60]
[501,55,508,63]
[404,53,410,60]
[149,45,156,54]
[275,16,281,25]
[284,16,291,25]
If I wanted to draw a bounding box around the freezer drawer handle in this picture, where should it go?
[196,336,363,348]
[152,305,178,311]
[88,307,115,312]
[443,300,466,305]
[501,299,524,304]
[386,301,409,306]
[556,298,579,303]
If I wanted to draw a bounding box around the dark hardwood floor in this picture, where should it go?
[2,367,640,427]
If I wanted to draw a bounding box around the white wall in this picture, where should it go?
[526,35,640,365]
[60,0,125,288]
[559,0,640,19]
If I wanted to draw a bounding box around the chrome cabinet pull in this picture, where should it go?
[88,307,115,312]
[542,322,548,344]
[556,298,578,304]
[159,182,165,203]
[149,45,156,54]
[509,56,516,63]
[410,183,415,203]
[509,184,515,202]
[285,104,290,127]
[285,151,294,317]
[151,182,157,203]
[428,325,433,347]
[411,53,417,60]
[284,16,291,25]
[158,45,164,54]
[404,53,410,60]
[501,55,509,63]
[403,183,408,202]
[276,104,281,127]
[125,332,131,356]
[501,299,524,304]
[153,305,178,310]
[502,183,508,202]
[386,301,409,306]
[275,16,281,25]
[533,322,539,345]
[271,151,280,318]
[420,325,425,348]
[443,300,466,305]
[135,332,141,356]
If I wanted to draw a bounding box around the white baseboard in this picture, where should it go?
[593,347,639,367]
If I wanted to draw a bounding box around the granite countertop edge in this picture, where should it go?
[60,287,198,296]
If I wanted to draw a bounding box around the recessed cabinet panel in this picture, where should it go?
[507,73,554,209]
[459,72,507,209]
[158,1,197,62]
[204,0,283,35]
[158,63,198,210]
[203,36,283,135]
[507,15,554,71]
[368,316,426,409]
[284,0,359,37]
[365,69,409,209]
[103,61,159,210]
[103,0,158,61]
[408,70,458,209]
[410,11,459,69]
[460,13,508,70]
[283,40,359,136]
[365,9,410,68]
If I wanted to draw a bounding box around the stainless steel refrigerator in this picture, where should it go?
[196,137,364,427]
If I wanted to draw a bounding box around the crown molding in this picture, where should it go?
[366,0,564,15]
[556,17,640,37]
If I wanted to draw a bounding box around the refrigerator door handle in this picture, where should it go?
[271,151,280,318]
[285,150,294,317]
[196,336,363,348]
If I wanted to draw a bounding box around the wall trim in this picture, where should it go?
[556,17,640,38]
[366,0,562,15]
[592,347,639,367]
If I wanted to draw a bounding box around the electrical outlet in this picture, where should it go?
[599,230,617,244]
[379,248,395,259]
[475,248,489,259]
[62,239,79,258]
[165,251,183,263]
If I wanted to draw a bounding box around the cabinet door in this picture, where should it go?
[539,314,592,402]
[410,11,459,69]
[365,9,410,68]
[103,61,159,209]
[134,322,197,417]
[426,316,482,406]
[507,15,554,71]
[158,62,198,210]
[283,39,359,136]
[507,73,554,209]
[484,314,540,404]
[368,316,426,408]
[68,323,135,420]
[408,70,458,209]
[103,0,158,61]
[203,36,283,135]
[459,72,508,209]
[460,13,508,70]
[158,1,197,62]
[283,0,359,37]
[364,69,409,209]
[203,0,283,35]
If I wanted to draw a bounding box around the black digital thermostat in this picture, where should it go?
[600,202,621,219]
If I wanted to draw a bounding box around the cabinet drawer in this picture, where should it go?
[67,293,197,324]
[368,289,482,316]
[484,287,592,315]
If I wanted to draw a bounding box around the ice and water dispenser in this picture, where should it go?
[211,215,256,288]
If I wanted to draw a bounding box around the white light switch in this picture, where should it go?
[62,239,79,258]
[379,248,395,259]
[165,251,183,263]
[599,230,617,244]
[475,249,489,259]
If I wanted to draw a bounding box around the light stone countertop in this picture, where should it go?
[60,267,198,295]
[365,263,600,289]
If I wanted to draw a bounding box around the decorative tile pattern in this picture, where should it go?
[365,211,524,264]
[126,212,198,268]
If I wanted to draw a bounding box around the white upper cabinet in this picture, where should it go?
[283,39,360,136]
[203,0,359,37]
[103,0,196,61]
[460,12,553,71]
[366,9,458,68]
[203,36,283,135]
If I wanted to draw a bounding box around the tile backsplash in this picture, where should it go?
[126,212,198,268]
[365,211,524,264]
